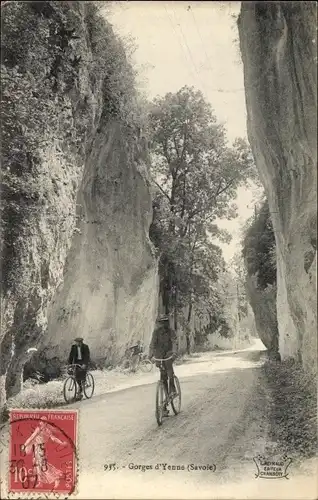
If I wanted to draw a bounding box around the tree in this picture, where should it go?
[241,200,279,357]
[149,87,256,234]
[229,251,250,319]
[148,86,257,348]
[242,199,276,290]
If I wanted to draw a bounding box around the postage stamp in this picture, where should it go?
[8,409,78,496]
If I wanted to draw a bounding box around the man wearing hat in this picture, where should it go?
[68,337,90,400]
[149,314,178,416]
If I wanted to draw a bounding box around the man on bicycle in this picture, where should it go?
[148,314,178,416]
[68,337,90,400]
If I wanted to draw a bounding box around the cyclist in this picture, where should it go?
[149,314,178,416]
[128,340,143,372]
[68,337,90,400]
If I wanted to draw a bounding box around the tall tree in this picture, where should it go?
[149,86,257,347]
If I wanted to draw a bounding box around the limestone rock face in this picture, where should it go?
[239,2,317,376]
[0,1,158,401]
[42,122,158,371]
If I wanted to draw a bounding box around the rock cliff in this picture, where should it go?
[0,1,158,402]
[238,2,317,375]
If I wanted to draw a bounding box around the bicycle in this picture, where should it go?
[152,356,181,426]
[63,364,95,403]
[124,350,153,373]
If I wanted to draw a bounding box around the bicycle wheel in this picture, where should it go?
[140,359,153,373]
[155,381,165,426]
[171,376,181,415]
[83,373,95,399]
[63,377,77,403]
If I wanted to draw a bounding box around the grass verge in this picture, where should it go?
[263,358,317,462]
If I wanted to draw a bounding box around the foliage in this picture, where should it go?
[149,87,257,229]
[229,251,250,319]
[241,201,279,353]
[6,381,65,410]
[242,199,276,290]
[1,0,139,169]
[1,1,141,293]
[148,86,257,340]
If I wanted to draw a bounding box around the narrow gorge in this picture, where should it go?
[1,0,316,413]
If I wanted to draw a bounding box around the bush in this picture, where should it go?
[7,380,65,409]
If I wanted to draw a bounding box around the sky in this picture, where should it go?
[107,1,262,262]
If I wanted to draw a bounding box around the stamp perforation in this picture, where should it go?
[1,408,79,499]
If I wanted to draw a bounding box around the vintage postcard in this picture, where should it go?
[0,1,317,499]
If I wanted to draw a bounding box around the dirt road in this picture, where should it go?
[1,340,316,499]
[73,340,316,499]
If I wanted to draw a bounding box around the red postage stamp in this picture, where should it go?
[8,409,78,495]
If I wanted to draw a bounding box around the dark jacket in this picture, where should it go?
[68,343,90,366]
[149,322,177,359]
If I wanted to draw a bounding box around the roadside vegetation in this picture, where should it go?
[263,358,317,462]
